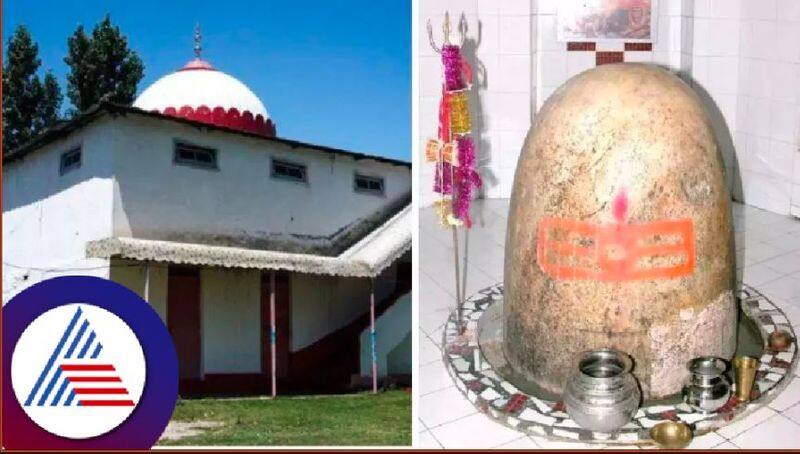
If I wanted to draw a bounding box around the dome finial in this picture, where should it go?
[194,23,202,59]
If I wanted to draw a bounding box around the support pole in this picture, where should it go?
[270,270,277,399]
[143,263,151,303]
[370,278,378,394]
[452,226,463,333]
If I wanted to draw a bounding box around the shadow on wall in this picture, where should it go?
[653,64,744,214]
[681,69,744,279]
[458,15,498,225]
[453,15,493,301]
[3,156,114,213]
[680,72,743,205]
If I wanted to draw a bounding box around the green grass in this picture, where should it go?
[158,390,411,446]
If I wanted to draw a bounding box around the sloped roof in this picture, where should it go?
[86,205,411,278]
[3,102,410,168]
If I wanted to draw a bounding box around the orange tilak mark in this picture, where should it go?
[536,217,695,281]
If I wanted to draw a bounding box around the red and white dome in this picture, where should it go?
[134,58,276,137]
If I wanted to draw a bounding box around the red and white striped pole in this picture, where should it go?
[370,279,377,394]
[270,270,277,399]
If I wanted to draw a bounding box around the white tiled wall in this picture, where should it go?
[731,0,800,216]
[419,0,533,204]
[419,0,800,217]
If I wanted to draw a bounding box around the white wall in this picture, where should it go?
[420,0,800,218]
[360,292,411,377]
[731,0,800,216]
[111,116,411,251]
[290,261,399,351]
[2,119,116,302]
[108,260,168,321]
[201,268,262,374]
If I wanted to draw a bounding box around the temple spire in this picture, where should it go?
[194,23,202,59]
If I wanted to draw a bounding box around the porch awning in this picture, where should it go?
[86,205,410,278]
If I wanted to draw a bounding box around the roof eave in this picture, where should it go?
[3,102,411,168]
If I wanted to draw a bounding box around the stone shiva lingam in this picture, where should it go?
[504,62,736,399]
[441,63,798,445]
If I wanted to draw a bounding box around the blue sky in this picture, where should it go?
[3,0,411,160]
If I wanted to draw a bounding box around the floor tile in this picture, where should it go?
[737,241,785,267]
[715,406,777,439]
[738,262,786,287]
[730,414,800,448]
[419,332,442,366]
[529,436,597,449]
[419,386,477,428]
[420,272,456,313]
[780,302,800,328]
[768,377,800,411]
[495,436,540,449]
[759,275,800,306]
[783,402,800,425]
[430,413,523,448]
[764,234,800,254]
[418,359,453,396]
[417,430,443,448]
[684,432,727,449]
[761,252,800,278]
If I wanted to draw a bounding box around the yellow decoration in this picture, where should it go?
[446,213,464,227]
[434,198,464,227]
[449,91,471,134]
[434,198,453,226]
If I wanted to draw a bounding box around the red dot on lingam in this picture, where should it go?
[612,188,629,223]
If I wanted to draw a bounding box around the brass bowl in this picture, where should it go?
[768,330,793,351]
[650,421,693,449]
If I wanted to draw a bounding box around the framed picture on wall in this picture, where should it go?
[557,0,658,42]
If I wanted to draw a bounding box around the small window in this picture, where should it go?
[354,173,385,196]
[60,147,82,175]
[174,141,218,169]
[271,159,307,183]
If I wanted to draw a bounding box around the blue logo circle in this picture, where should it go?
[2,276,178,449]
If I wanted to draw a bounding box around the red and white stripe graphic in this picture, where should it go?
[61,362,135,407]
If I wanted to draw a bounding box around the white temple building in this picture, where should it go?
[2,42,411,396]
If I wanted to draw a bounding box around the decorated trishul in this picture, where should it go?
[537,191,696,282]
[426,12,482,228]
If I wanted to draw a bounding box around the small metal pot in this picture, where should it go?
[564,349,641,432]
[650,421,693,448]
[768,330,793,351]
[682,356,731,413]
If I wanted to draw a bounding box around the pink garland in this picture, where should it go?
[453,137,481,227]
[434,162,453,195]
[442,45,466,91]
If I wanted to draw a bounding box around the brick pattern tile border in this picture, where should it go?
[625,42,653,51]
[596,51,625,65]
[567,42,596,51]
[562,42,656,67]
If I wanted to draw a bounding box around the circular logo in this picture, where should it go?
[11,304,147,439]
[2,276,178,449]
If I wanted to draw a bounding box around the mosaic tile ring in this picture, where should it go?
[441,283,798,446]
